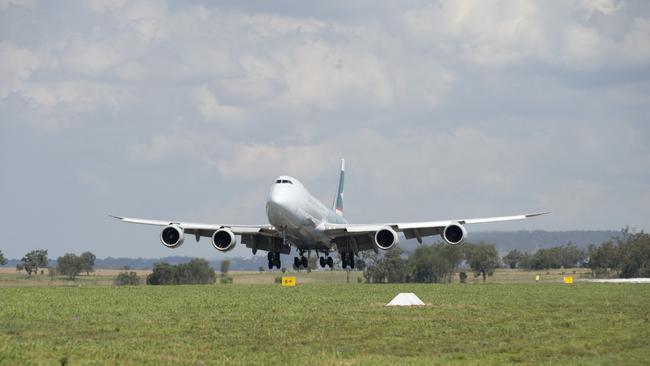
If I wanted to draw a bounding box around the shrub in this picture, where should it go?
[219,276,233,284]
[147,259,216,285]
[115,272,141,286]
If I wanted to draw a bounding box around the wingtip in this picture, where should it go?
[108,215,123,220]
[526,211,551,218]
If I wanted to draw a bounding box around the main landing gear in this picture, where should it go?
[341,251,355,269]
[293,256,308,269]
[267,252,281,269]
[319,256,334,268]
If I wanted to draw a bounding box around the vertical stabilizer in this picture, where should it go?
[333,158,345,216]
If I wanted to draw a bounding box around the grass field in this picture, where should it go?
[0,267,593,286]
[1,281,649,365]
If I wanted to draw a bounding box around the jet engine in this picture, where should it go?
[442,223,467,245]
[374,227,399,250]
[211,228,237,252]
[160,224,184,248]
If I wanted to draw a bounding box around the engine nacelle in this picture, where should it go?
[211,228,237,252]
[160,224,184,248]
[374,227,399,250]
[442,223,467,245]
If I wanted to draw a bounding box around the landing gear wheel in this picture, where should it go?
[327,257,333,268]
[301,256,308,268]
[294,257,300,268]
[268,252,281,269]
[274,253,281,269]
[319,257,325,268]
[341,252,355,269]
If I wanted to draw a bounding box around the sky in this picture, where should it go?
[1,0,649,259]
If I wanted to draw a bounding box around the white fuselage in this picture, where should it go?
[266,176,346,250]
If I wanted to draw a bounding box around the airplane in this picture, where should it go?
[111,159,549,270]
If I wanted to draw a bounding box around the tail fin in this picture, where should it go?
[333,158,345,216]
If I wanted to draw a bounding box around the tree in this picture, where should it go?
[465,243,500,282]
[80,252,96,275]
[503,249,525,269]
[147,262,178,285]
[408,245,461,283]
[115,271,141,286]
[177,259,217,284]
[57,253,84,280]
[0,249,7,266]
[220,260,231,275]
[362,248,408,283]
[18,250,48,276]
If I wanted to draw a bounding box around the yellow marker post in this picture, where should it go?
[563,276,573,284]
[281,276,296,287]
[535,275,540,282]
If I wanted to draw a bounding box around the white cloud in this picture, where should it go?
[0,42,40,98]
[272,40,394,111]
[561,24,605,69]
[401,1,551,67]
[578,0,622,16]
[192,86,247,123]
[58,37,123,77]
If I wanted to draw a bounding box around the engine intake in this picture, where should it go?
[374,227,399,250]
[212,228,237,252]
[160,225,184,248]
[442,223,467,245]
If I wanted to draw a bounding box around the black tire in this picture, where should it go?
[327,257,333,268]
[301,256,308,268]
[294,257,300,268]
[267,252,273,260]
[319,257,325,268]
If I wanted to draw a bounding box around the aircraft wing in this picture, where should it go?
[324,212,550,244]
[110,215,274,235]
[110,215,289,254]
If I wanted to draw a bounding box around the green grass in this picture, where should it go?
[1,283,649,365]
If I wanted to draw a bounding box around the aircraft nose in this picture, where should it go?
[268,185,290,207]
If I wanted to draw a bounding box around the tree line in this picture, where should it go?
[6,249,96,279]
[360,230,649,283]
[2,230,647,283]
[361,243,501,283]
[502,230,649,278]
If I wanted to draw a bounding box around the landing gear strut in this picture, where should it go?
[341,251,355,269]
[267,252,281,269]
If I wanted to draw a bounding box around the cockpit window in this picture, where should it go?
[275,179,293,184]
